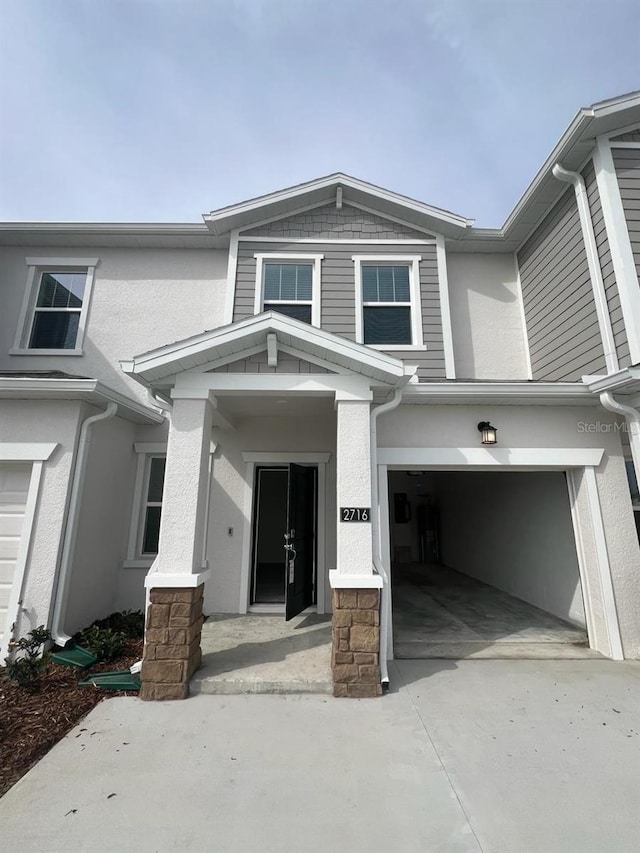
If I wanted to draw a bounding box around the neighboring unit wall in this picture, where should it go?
[436,471,585,626]
[612,146,640,286]
[64,409,137,635]
[518,188,606,380]
[446,252,528,379]
[583,160,631,367]
[234,239,446,379]
[0,247,228,404]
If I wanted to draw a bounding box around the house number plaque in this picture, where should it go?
[340,507,370,522]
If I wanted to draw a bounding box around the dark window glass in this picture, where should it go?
[363,306,411,345]
[264,303,312,324]
[142,506,162,554]
[29,312,80,349]
[147,458,166,503]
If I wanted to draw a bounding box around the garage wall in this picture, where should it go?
[436,472,585,626]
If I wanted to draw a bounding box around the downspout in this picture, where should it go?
[599,392,640,484]
[370,374,412,689]
[552,163,619,375]
[147,389,172,415]
[50,403,118,646]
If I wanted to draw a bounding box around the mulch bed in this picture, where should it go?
[0,638,143,798]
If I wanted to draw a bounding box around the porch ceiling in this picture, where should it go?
[121,312,412,389]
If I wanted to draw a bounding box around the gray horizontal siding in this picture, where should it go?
[583,160,631,367]
[241,203,430,241]
[613,149,640,346]
[234,239,445,380]
[518,186,606,380]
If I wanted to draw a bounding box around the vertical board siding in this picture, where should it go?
[610,130,640,143]
[234,239,445,380]
[583,160,631,367]
[518,186,606,380]
[242,204,431,241]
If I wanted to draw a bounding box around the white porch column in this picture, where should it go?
[330,393,380,588]
[148,390,214,586]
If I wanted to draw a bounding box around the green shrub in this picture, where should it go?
[3,626,51,688]
[80,625,127,662]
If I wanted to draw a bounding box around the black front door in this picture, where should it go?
[284,463,316,621]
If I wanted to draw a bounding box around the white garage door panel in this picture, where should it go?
[0,464,31,641]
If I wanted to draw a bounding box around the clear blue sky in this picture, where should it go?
[1,0,638,226]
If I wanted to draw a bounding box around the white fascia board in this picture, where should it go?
[0,377,163,424]
[0,222,208,235]
[403,382,593,404]
[126,312,407,382]
[0,442,58,461]
[582,368,640,394]
[173,373,375,399]
[378,447,605,469]
[205,173,471,235]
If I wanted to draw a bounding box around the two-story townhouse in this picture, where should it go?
[1,91,639,699]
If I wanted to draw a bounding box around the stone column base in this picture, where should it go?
[140,584,204,701]
[331,588,382,698]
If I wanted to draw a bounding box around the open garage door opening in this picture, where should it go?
[388,470,592,659]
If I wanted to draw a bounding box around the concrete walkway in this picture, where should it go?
[1,660,639,852]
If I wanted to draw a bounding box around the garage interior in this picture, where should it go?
[388,470,593,659]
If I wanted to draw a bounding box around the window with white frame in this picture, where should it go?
[254,253,322,326]
[353,256,423,348]
[141,456,166,555]
[125,446,167,567]
[12,258,98,354]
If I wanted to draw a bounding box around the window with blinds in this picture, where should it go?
[263,262,313,323]
[361,264,412,345]
[29,271,87,349]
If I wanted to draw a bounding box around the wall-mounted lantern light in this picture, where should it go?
[478,421,498,445]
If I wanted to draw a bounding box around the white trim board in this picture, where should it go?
[377,448,605,468]
[0,443,58,462]
[435,235,456,379]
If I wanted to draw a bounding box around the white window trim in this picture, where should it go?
[124,444,167,568]
[11,257,98,355]
[352,255,424,350]
[253,253,323,327]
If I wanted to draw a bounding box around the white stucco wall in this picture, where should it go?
[0,246,228,404]
[435,471,585,625]
[378,402,640,656]
[447,252,528,380]
[0,400,83,640]
[64,408,137,635]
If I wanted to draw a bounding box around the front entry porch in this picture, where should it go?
[192,612,332,694]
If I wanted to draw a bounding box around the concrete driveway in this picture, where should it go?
[1,659,639,852]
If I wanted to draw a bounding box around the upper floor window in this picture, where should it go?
[254,253,322,326]
[353,255,423,349]
[11,257,98,355]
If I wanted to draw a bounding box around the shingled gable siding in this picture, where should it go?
[233,239,445,380]
[583,160,631,367]
[613,146,640,308]
[241,203,430,240]
[611,130,640,143]
[518,186,606,380]
[211,351,330,374]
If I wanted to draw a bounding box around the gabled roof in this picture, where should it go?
[203,173,474,240]
[121,312,415,387]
